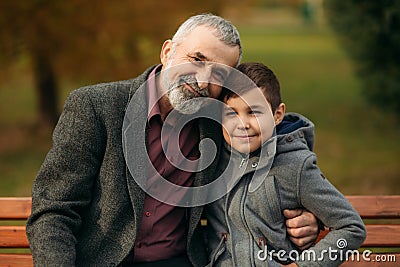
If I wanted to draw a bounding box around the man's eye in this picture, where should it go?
[189,56,204,65]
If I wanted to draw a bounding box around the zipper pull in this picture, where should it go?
[239,158,246,169]
[258,237,266,247]
[222,233,229,241]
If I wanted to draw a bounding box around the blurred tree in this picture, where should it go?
[324,0,400,116]
[0,0,227,127]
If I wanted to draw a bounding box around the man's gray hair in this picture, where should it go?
[172,13,242,65]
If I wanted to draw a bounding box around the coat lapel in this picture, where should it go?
[188,117,222,243]
[122,70,151,232]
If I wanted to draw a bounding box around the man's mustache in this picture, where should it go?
[174,75,210,97]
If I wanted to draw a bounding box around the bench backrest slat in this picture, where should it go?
[363,225,400,247]
[0,226,29,248]
[0,254,34,267]
[0,198,32,220]
[347,195,400,219]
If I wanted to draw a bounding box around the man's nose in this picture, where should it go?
[196,67,212,90]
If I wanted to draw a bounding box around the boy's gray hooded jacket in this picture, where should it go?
[206,113,366,267]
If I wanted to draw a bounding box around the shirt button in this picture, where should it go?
[252,162,258,168]
[145,211,151,217]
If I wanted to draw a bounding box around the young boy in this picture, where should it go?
[205,62,366,266]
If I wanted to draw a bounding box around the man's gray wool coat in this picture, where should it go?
[26,66,222,267]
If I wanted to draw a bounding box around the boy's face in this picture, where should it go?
[222,88,275,154]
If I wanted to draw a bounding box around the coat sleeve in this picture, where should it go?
[294,152,366,267]
[26,88,105,266]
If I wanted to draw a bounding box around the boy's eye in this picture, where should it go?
[224,111,237,116]
[213,70,227,82]
[250,110,263,115]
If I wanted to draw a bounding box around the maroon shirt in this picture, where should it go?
[132,66,200,262]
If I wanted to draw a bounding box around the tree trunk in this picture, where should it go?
[32,50,59,127]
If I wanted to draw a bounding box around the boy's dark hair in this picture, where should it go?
[221,62,282,113]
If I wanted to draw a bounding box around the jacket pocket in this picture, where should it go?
[206,233,229,267]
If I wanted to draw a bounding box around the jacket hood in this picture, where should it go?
[276,112,315,154]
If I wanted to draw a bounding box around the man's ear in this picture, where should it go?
[274,103,286,125]
[160,40,173,66]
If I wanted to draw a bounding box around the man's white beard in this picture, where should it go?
[166,74,209,115]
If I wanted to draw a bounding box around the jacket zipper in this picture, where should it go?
[240,177,256,266]
[225,175,255,266]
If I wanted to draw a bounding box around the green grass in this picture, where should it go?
[0,19,399,196]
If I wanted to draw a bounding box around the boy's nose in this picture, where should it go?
[237,117,251,129]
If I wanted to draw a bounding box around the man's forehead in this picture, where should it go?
[178,26,240,66]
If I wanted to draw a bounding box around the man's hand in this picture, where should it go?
[284,209,319,250]
[282,263,298,267]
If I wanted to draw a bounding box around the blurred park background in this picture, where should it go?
[0,0,399,196]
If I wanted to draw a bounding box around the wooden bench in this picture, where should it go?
[1,196,399,266]
[327,196,400,266]
[0,197,32,267]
